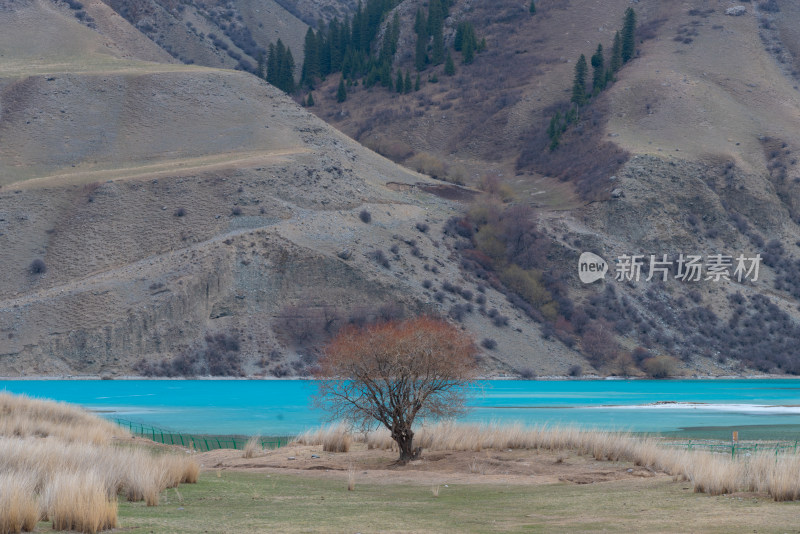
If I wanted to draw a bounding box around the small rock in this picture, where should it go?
[725,6,746,16]
[311,454,320,459]
[287,456,296,460]
[627,468,634,473]
[337,249,352,260]
[611,188,625,199]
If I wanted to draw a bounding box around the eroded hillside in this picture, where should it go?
[0,0,585,377]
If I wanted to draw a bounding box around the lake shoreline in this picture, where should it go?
[0,374,797,381]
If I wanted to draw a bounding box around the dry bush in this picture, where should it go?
[243,436,261,459]
[581,320,620,366]
[641,355,679,378]
[407,152,447,179]
[362,136,414,163]
[479,173,515,202]
[294,423,352,453]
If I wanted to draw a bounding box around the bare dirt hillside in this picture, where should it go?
[0,0,582,377]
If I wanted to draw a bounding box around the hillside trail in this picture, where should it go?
[8,148,310,190]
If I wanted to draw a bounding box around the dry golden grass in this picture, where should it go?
[0,473,38,533]
[295,424,352,453]
[0,393,199,534]
[0,393,127,445]
[243,436,261,459]
[43,471,118,534]
[299,422,800,501]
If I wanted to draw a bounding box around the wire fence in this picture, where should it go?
[668,440,800,459]
[112,418,291,452]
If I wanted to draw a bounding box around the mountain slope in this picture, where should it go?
[0,0,584,377]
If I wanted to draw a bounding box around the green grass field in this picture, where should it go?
[100,471,800,533]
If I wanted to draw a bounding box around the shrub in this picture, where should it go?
[759,0,780,12]
[369,250,390,269]
[481,338,497,350]
[416,222,430,233]
[136,333,243,377]
[491,314,509,327]
[173,207,186,217]
[359,209,372,223]
[642,355,679,378]
[407,152,447,179]
[568,364,583,377]
[500,265,553,309]
[28,259,47,275]
[581,320,619,366]
[449,304,471,322]
[517,367,536,379]
[422,280,433,289]
[231,206,242,216]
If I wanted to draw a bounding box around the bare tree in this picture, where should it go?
[315,317,478,463]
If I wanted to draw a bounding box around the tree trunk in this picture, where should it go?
[393,427,421,463]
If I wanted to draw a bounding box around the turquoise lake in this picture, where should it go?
[2,379,800,437]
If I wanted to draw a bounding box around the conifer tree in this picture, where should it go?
[444,51,455,76]
[529,0,536,14]
[281,46,295,93]
[429,0,445,65]
[307,92,314,106]
[301,27,319,87]
[415,9,428,71]
[337,77,347,102]
[379,60,392,88]
[454,22,464,51]
[396,70,403,93]
[414,73,421,91]
[621,7,636,63]
[267,43,278,84]
[590,43,605,93]
[328,20,341,73]
[610,30,622,74]
[404,71,412,93]
[571,54,587,106]
[463,32,475,64]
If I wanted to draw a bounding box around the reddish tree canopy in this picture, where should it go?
[315,316,478,461]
